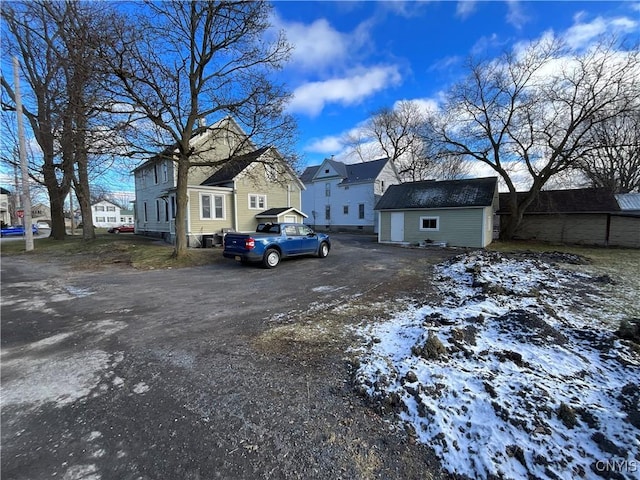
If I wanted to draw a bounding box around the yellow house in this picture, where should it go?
[133,118,305,247]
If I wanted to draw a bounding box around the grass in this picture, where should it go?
[0,231,224,270]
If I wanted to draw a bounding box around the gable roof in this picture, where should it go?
[132,117,252,173]
[301,157,392,185]
[255,207,308,219]
[201,146,271,186]
[497,188,621,214]
[375,177,498,210]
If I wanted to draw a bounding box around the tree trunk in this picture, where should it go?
[41,150,71,240]
[173,157,190,258]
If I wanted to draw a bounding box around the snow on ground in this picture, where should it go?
[353,251,640,480]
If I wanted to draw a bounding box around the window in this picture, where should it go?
[106,206,116,212]
[143,202,148,222]
[96,216,105,222]
[156,200,161,221]
[358,204,365,219]
[201,194,224,219]
[284,225,297,236]
[420,216,439,231]
[171,196,176,219]
[214,196,223,219]
[325,183,331,197]
[325,205,331,220]
[120,217,126,222]
[164,201,169,222]
[249,194,266,210]
[154,164,159,184]
[95,205,105,211]
[162,162,168,183]
[107,217,116,222]
[343,205,349,215]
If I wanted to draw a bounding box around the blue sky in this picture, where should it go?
[271,1,640,168]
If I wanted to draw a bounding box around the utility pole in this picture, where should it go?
[13,56,33,251]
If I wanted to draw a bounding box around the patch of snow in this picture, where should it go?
[1,350,112,409]
[133,382,149,394]
[354,251,640,480]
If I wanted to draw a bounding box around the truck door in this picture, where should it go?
[297,225,319,254]
[283,224,301,254]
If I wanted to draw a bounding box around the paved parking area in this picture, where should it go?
[1,235,457,480]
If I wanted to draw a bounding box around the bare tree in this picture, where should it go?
[345,100,466,181]
[575,110,640,193]
[102,1,295,258]
[2,1,126,241]
[434,36,640,239]
[1,1,72,239]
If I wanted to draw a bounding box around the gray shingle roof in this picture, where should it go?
[375,177,498,210]
[300,157,390,185]
[340,158,390,185]
[300,165,320,184]
[497,188,621,214]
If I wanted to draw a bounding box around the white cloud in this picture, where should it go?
[456,1,476,20]
[273,15,370,72]
[288,66,402,117]
[563,15,638,50]
[305,135,344,154]
[505,0,529,29]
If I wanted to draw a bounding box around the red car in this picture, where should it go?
[108,224,135,234]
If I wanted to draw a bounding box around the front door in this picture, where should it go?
[390,212,404,242]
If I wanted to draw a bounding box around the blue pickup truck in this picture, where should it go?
[223,223,330,268]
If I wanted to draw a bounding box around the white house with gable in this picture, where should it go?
[300,157,400,233]
[91,200,126,229]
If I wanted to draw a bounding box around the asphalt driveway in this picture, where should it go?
[1,234,457,480]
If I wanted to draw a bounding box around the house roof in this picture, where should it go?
[255,207,308,219]
[339,158,390,185]
[497,188,621,214]
[301,157,391,185]
[375,177,498,210]
[200,146,271,186]
[300,165,320,184]
[0,187,11,195]
[615,193,640,211]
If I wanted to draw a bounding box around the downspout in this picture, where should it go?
[186,191,191,246]
[233,180,239,231]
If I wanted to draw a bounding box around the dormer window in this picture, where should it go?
[325,169,329,173]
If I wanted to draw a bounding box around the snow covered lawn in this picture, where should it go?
[353,251,640,480]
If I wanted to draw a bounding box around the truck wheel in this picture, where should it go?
[318,242,329,258]
[263,248,280,268]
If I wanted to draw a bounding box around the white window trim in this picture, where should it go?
[248,194,267,210]
[200,193,226,220]
[419,216,440,231]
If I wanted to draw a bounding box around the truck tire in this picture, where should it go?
[318,242,329,258]
[263,248,281,268]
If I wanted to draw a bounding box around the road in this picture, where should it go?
[1,235,456,480]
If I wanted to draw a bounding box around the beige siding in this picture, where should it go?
[234,164,302,232]
[380,208,487,247]
[188,188,234,236]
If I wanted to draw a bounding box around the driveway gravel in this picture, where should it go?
[1,234,456,480]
